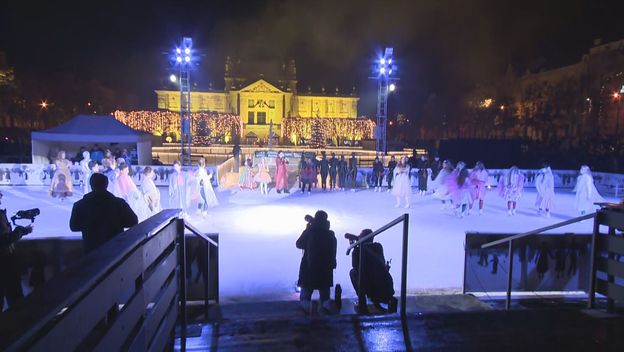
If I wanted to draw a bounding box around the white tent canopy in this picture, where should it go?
[31,115,152,164]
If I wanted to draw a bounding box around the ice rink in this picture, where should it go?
[1,184,613,301]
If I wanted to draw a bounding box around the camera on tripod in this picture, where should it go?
[11,208,40,226]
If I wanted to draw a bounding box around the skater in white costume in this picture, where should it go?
[535,163,555,217]
[391,157,412,208]
[574,165,604,215]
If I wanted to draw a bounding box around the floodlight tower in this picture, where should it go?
[371,48,398,156]
[174,37,193,165]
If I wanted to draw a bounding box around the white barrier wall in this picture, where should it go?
[0,163,217,188]
[0,163,622,196]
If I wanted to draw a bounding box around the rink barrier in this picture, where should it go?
[1,163,623,195]
[0,210,183,351]
[478,212,596,310]
[588,205,624,313]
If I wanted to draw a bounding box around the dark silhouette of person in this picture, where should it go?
[491,254,499,274]
[554,246,566,279]
[0,191,33,310]
[348,153,358,190]
[328,152,338,190]
[478,249,489,267]
[296,210,337,314]
[535,242,552,280]
[567,239,579,277]
[372,157,385,191]
[319,152,329,191]
[386,156,397,190]
[349,229,396,312]
[232,143,241,173]
[70,173,138,253]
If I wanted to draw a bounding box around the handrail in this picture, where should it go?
[346,214,406,255]
[478,211,596,310]
[346,213,409,320]
[481,212,595,249]
[178,216,219,352]
[184,221,218,247]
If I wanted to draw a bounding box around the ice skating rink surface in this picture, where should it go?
[1,185,611,301]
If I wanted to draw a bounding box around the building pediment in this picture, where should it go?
[239,79,283,93]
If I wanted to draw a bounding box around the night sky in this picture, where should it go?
[2,0,624,117]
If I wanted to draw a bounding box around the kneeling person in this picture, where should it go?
[349,229,396,313]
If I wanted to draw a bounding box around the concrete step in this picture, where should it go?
[175,307,624,351]
[196,294,491,322]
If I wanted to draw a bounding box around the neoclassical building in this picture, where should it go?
[155,58,360,142]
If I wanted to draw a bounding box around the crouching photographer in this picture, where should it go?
[0,191,36,310]
[347,229,397,313]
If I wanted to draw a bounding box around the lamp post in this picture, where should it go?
[370,48,398,157]
[173,37,194,165]
[614,92,622,139]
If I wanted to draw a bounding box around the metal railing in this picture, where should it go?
[481,212,596,310]
[177,220,219,352]
[346,213,410,319]
[0,210,182,351]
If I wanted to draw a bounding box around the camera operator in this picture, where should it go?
[296,210,337,314]
[348,229,397,313]
[0,191,33,310]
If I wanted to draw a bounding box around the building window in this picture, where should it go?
[247,111,254,125]
[268,100,275,108]
[248,99,255,108]
[257,112,267,125]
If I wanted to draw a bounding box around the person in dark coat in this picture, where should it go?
[296,210,337,313]
[430,156,442,181]
[329,152,338,191]
[0,191,33,310]
[297,153,307,190]
[372,156,385,192]
[349,229,396,312]
[386,156,397,191]
[300,158,317,194]
[416,155,429,195]
[338,155,348,191]
[232,143,241,173]
[348,152,358,191]
[319,152,330,191]
[70,173,138,253]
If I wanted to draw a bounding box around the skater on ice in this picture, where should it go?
[372,156,384,192]
[49,150,73,200]
[535,163,555,217]
[574,165,604,215]
[275,151,290,194]
[391,156,412,208]
[254,156,272,195]
[499,166,525,216]
[168,160,186,210]
[469,161,489,215]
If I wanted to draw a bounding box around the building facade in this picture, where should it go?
[155,58,359,143]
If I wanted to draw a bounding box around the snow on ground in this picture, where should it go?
[1,184,615,301]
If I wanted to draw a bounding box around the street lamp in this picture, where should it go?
[614,91,622,139]
[39,100,48,109]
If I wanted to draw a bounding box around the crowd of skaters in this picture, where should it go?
[236,149,606,219]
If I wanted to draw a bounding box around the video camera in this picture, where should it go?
[344,233,359,244]
[11,208,40,226]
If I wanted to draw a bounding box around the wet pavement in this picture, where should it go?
[175,296,624,351]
